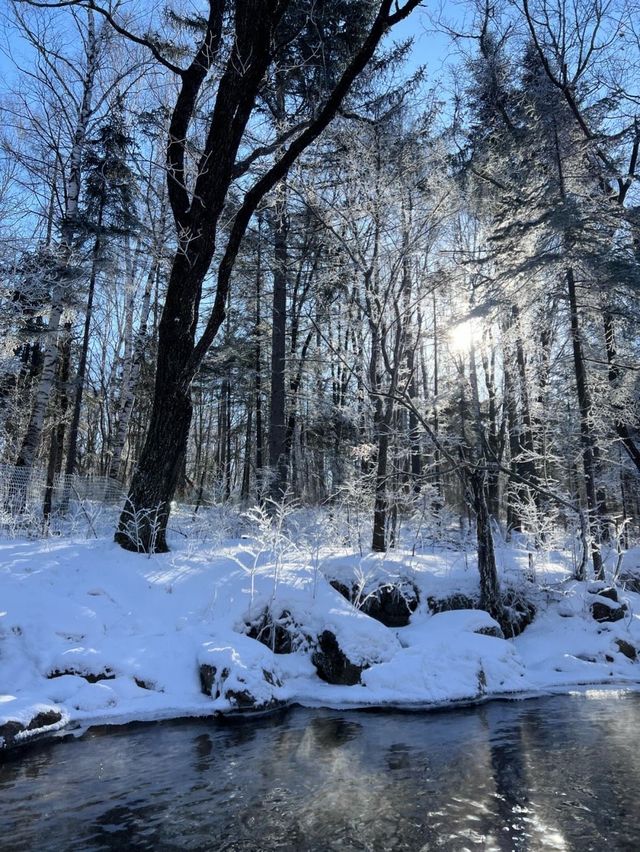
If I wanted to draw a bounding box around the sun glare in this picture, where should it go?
[448,317,483,354]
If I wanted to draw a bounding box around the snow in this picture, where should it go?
[2,531,640,745]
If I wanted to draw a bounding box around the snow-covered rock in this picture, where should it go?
[198,635,285,713]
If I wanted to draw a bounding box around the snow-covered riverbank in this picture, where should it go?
[2,532,640,750]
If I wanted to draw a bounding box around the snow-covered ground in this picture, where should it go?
[2,519,640,749]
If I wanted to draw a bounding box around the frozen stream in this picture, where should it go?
[2,691,640,850]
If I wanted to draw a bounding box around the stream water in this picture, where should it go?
[2,691,639,851]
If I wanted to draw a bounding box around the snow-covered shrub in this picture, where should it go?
[240,495,299,614]
[117,499,164,554]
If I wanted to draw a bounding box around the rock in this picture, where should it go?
[244,608,309,654]
[134,677,160,691]
[591,597,627,623]
[615,639,637,661]
[475,624,504,639]
[0,721,25,748]
[360,581,420,628]
[619,571,640,594]
[427,609,504,639]
[27,710,62,730]
[0,710,63,749]
[199,664,229,698]
[225,666,284,713]
[428,590,535,638]
[330,578,420,628]
[328,579,353,601]
[499,589,536,638]
[576,653,598,663]
[587,583,618,603]
[48,668,115,683]
[312,630,366,685]
[427,593,477,614]
[225,670,284,713]
[198,640,285,713]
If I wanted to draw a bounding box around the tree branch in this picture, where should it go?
[186,0,423,379]
[22,0,185,75]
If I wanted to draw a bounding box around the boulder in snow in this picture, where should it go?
[312,630,368,685]
[329,578,420,628]
[198,637,285,713]
[500,588,536,638]
[615,638,637,661]
[427,593,477,614]
[590,596,627,623]
[0,708,64,750]
[48,667,116,684]
[244,607,310,654]
[587,583,619,602]
[427,589,535,638]
[429,609,504,638]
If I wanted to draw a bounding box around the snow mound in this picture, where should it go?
[361,610,527,703]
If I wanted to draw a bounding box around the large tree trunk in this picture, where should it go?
[113,0,422,551]
[43,327,71,521]
[14,300,64,475]
[254,221,265,496]
[114,252,199,552]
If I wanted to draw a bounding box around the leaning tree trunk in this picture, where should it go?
[113,0,422,552]
[114,252,199,552]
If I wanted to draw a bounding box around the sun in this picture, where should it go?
[448,317,483,354]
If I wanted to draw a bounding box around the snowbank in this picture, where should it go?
[2,535,640,749]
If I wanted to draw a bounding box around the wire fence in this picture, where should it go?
[0,463,125,519]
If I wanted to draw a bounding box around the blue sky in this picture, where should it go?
[387,4,461,77]
[0,3,460,91]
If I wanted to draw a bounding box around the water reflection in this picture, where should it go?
[1,693,640,851]
[485,713,534,851]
